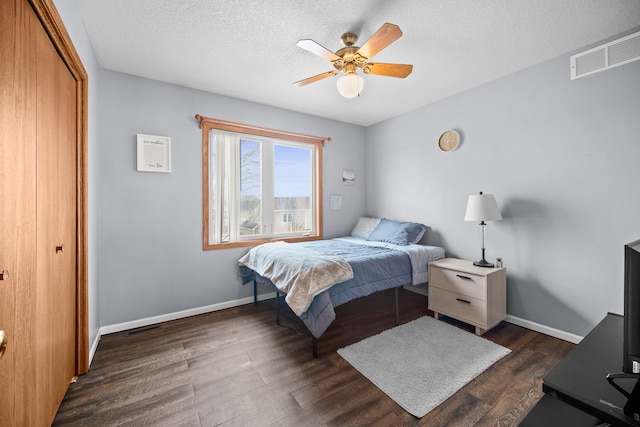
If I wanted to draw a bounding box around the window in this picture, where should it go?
[196,115,329,250]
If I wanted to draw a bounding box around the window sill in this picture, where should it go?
[204,234,322,251]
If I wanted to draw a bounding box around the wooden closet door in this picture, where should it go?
[1,0,87,424]
[0,0,38,424]
[35,7,78,425]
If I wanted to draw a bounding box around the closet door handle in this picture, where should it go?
[0,330,7,360]
[56,245,64,253]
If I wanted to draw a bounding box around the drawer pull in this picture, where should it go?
[456,298,471,304]
[456,274,472,280]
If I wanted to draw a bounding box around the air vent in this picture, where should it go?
[571,30,640,79]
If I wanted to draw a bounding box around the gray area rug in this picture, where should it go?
[337,316,511,418]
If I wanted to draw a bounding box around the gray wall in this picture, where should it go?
[57,0,640,341]
[365,28,640,337]
[97,70,367,326]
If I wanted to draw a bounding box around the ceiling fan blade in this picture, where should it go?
[356,23,403,60]
[296,39,341,62]
[293,71,337,87]
[365,63,413,78]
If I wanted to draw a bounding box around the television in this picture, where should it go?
[623,239,640,377]
[606,239,640,417]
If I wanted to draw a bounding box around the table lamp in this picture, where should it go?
[464,192,502,267]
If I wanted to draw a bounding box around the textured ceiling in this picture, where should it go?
[75,0,640,126]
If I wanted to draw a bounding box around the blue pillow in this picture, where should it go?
[367,218,427,246]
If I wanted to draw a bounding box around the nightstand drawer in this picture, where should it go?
[430,265,486,300]
[429,287,486,326]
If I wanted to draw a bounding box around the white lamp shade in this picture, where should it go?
[336,73,364,98]
[464,193,502,221]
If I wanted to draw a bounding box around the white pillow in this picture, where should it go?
[351,217,381,239]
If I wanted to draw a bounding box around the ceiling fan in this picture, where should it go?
[294,23,413,98]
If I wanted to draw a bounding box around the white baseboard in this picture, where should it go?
[505,314,583,344]
[88,291,277,366]
[89,332,101,364]
[403,284,428,296]
[100,292,277,335]
[86,293,581,366]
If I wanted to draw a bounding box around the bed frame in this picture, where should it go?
[253,280,401,357]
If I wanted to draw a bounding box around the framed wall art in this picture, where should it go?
[342,169,355,185]
[137,133,171,172]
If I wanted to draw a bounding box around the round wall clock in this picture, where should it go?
[438,130,460,152]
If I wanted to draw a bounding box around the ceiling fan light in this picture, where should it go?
[336,73,364,98]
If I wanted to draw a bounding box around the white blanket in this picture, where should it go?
[238,241,354,316]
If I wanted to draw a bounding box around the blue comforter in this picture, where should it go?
[297,239,411,337]
[241,238,437,338]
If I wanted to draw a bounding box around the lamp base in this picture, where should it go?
[473,259,495,268]
[474,247,494,268]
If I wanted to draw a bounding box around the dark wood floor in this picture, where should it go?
[53,288,574,426]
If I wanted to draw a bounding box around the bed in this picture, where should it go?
[238,217,445,356]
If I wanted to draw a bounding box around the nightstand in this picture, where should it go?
[428,258,507,335]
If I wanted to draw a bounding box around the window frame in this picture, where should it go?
[196,114,330,250]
